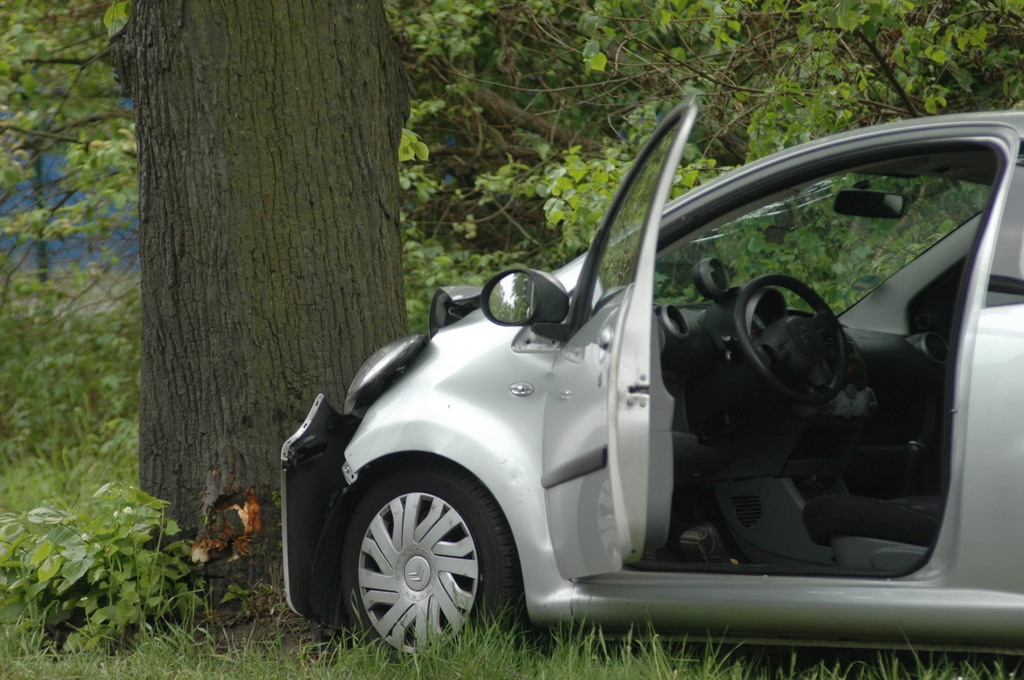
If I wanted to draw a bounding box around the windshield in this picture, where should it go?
[654,159,996,311]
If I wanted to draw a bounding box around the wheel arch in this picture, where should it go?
[307,450,522,630]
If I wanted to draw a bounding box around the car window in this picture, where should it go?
[654,158,996,312]
[591,123,679,307]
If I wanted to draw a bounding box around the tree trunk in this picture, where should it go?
[113,1,409,592]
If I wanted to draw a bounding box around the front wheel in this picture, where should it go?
[340,465,520,651]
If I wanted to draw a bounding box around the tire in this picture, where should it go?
[340,464,520,651]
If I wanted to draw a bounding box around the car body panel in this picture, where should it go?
[343,318,576,620]
[949,305,1024,593]
[940,134,1024,599]
[571,570,1024,650]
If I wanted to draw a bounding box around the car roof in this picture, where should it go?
[736,110,1024,160]
[661,110,1024,228]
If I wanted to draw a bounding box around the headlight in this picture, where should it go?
[344,334,428,413]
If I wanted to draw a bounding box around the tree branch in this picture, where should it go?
[0,113,132,148]
[0,123,82,144]
[52,112,133,134]
[24,44,113,68]
[427,143,541,160]
[473,85,602,151]
[853,29,919,117]
[24,57,95,66]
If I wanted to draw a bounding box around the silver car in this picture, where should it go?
[282,102,1024,653]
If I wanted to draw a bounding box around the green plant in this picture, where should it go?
[0,482,199,651]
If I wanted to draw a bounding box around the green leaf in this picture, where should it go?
[60,556,93,586]
[46,524,82,548]
[588,52,608,72]
[103,1,131,37]
[27,507,69,525]
[24,581,47,599]
[17,72,39,95]
[44,604,73,628]
[399,128,430,162]
[30,540,53,566]
[0,600,27,623]
[0,521,24,542]
[861,17,878,40]
[413,140,429,161]
[836,10,860,31]
[38,554,62,582]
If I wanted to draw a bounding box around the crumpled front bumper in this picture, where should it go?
[280,394,360,618]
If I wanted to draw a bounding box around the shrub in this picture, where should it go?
[0,482,199,651]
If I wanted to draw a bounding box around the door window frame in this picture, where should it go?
[563,102,699,336]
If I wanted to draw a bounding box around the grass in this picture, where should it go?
[0,293,140,514]
[1,284,1021,677]
[1,617,1020,680]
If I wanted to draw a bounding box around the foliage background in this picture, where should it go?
[2,0,1023,331]
[390,0,1024,328]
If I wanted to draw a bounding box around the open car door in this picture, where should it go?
[541,101,698,578]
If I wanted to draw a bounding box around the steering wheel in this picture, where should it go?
[732,274,848,405]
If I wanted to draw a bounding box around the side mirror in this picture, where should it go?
[834,189,905,219]
[481,269,570,327]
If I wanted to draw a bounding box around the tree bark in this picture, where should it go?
[113,1,408,591]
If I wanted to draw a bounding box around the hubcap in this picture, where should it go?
[356,492,479,651]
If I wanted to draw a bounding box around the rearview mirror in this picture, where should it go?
[834,189,905,219]
[481,269,569,327]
